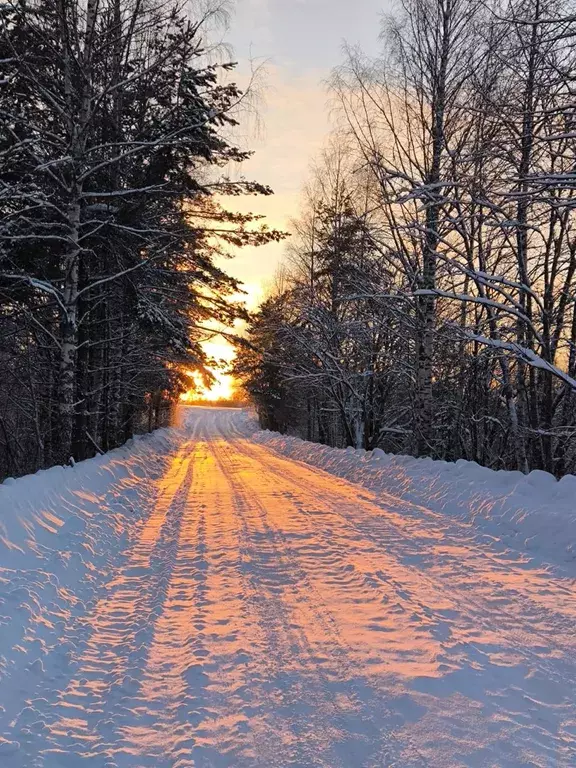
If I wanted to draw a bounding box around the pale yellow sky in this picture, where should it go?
[221,0,385,295]
[194,0,386,397]
[225,67,331,298]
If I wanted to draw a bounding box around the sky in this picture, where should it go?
[196,0,387,398]
[222,0,386,304]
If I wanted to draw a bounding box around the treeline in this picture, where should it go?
[236,0,576,475]
[0,0,279,479]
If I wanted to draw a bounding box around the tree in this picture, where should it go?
[240,0,576,477]
[0,0,283,475]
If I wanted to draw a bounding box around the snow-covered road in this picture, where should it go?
[1,407,576,767]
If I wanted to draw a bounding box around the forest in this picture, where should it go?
[235,0,576,476]
[3,0,576,481]
[0,0,279,480]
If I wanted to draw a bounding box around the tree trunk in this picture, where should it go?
[415,0,451,457]
[58,200,81,464]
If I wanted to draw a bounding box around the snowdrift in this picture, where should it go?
[0,428,182,561]
[253,429,576,568]
[0,427,184,751]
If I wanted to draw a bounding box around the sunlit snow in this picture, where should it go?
[0,407,575,766]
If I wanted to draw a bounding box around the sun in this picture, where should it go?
[197,369,235,401]
[180,339,237,402]
[180,283,260,404]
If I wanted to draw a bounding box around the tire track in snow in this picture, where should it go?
[226,435,576,766]
[210,431,427,767]
[114,440,214,766]
[112,417,279,767]
[114,431,263,767]
[209,437,336,767]
[27,443,197,767]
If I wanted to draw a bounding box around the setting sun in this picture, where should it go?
[180,339,237,403]
[180,368,235,402]
[180,285,261,404]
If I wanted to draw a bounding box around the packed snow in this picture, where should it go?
[254,429,576,568]
[1,406,575,767]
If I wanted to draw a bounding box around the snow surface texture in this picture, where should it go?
[0,406,575,767]
[255,429,576,569]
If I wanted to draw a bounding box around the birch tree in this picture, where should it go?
[239,0,576,477]
[332,0,485,455]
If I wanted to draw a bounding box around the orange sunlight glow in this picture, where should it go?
[180,284,261,403]
[180,339,237,403]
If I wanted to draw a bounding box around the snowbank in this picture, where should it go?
[253,430,576,568]
[0,426,185,741]
[0,427,182,559]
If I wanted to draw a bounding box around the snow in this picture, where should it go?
[255,428,576,567]
[1,406,576,767]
